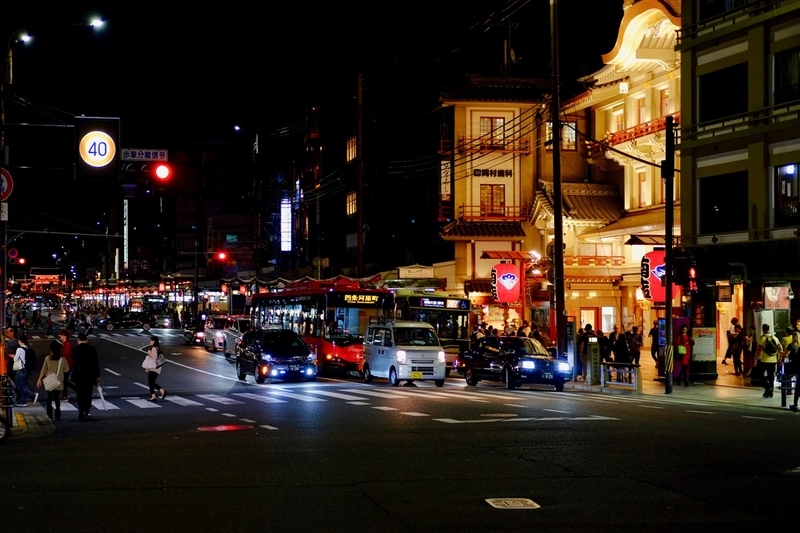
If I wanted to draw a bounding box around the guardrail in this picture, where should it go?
[600,362,642,392]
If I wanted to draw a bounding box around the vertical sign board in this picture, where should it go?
[640,250,680,304]
[491,263,520,303]
[75,116,120,181]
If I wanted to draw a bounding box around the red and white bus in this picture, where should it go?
[249,279,395,374]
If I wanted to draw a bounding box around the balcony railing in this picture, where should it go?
[459,205,530,221]
[564,256,625,267]
[458,136,531,155]
[588,114,681,155]
[680,100,800,144]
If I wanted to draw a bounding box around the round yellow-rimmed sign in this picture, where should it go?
[79,131,117,168]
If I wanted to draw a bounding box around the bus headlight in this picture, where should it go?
[396,350,407,364]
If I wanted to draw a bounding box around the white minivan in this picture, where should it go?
[362,321,447,387]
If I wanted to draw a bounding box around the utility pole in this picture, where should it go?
[663,115,675,394]
[550,0,567,362]
[357,73,364,277]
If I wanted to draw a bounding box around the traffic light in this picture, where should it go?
[152,163,171,180]
[688,263,698,292]
[216,252,227,261]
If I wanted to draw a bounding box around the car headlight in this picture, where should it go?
[396,350,407,363]
[521,360,535,369]
[437,351,446,364]
[558,362,571,372]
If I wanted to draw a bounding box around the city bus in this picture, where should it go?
[249,279,395,375]
[392,289,471,374]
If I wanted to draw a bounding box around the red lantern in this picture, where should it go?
[221,283,228,294]
[641,250,680,303]
[491,263,520,303]
[159,282,166,292]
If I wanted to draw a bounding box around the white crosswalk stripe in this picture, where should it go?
[165,395,204,407]
[196,394,244,405]
[262,390,326,402]
[125,399,161,408]
[92,399,119,410]
[233,393,286,404]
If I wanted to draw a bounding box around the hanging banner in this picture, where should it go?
[640,250,680,303]
[491,263,520,303]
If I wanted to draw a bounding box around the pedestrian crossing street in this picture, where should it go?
[25,329,185,341]
[56,381,717,419]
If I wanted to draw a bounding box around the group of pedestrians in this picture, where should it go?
[4,322,171,422]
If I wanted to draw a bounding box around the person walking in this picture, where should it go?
[59,330,75,401]
[785,331,800,412]
[143,336,167,402]
[36,341,69,421]
[756,323,780,398]
[628,326,644,367]
[4,326,19,383]
[648,320,660,369]
[722,317,739,365]
[71,333,100,420]
[12,335,36,406]
[673,325,695,386]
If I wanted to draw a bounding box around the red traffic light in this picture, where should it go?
[216,252,227,261]
[153,163,171,180]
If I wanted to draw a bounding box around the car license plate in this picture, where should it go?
[542,372,553,379]
[289,365,299,371]
[410,371,423,379]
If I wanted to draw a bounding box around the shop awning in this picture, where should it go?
[480,251,537,261]
[624,235,682,246]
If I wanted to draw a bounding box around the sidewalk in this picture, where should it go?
[567,356,797,410]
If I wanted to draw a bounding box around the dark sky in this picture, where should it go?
[1,1,623,265]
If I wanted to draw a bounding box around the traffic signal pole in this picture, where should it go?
[663,115,675,394]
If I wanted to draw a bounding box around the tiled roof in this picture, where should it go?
[587,206,680,238]
[537,182,624,226]
[440,76,551,103]
[440,220,527,240]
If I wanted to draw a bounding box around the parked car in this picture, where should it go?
[94,308,125,330]
[235,328,317,384]
[454,336,572,391]
[204,315,250,355]
[362,320,447,387]
[184,319,206,345]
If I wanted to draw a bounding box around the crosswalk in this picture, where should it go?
[25,329,185,340]
[47,382,716,416]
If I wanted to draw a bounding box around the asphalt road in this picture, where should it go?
[3,329,798,532]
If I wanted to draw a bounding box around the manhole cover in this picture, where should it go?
[486,498,541,509]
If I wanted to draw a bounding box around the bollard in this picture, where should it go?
[779,363,794,408]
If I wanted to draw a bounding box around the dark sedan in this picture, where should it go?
[236,328,317,384]
[454,336,572,391]
[104,311,155,331]
[184,319,206,345]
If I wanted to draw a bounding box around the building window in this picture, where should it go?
[776,163,799,228]
[774,47,800,106]
[613,110,625,133]
[545,122,577,151]
[479,117,505,147]
[637,170,649,207]
[699,171,748,234]
[659,88,670,117]
[637,98,647,124]
[346,191,357,218]
[698,0,749,22]
[479,184,505,217]
[699,63,747,123]
[346,136,357,163]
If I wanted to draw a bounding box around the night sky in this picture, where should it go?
[1,0,623,266]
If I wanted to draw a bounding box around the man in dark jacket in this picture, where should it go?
[72,333,100,420]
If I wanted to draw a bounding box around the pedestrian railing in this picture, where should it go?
[599,362,642,392]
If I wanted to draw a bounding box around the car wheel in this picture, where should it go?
[465,369,478,386]
[389,367,400,387]
[255,366,266,384]
[505,367,517,390]
[222,342,227,357]
[554,381,564,392]
[434,379,445,388]
[143,323,151,331]
[363,364,373,383]
[236,359,246,381]
[106,323,114,331]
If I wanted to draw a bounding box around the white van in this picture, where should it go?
[362,321,447,387]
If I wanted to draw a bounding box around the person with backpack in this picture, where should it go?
[756,323,780,398]
[12,335,37,407]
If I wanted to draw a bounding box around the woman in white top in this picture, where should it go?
[143,336,167,402]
